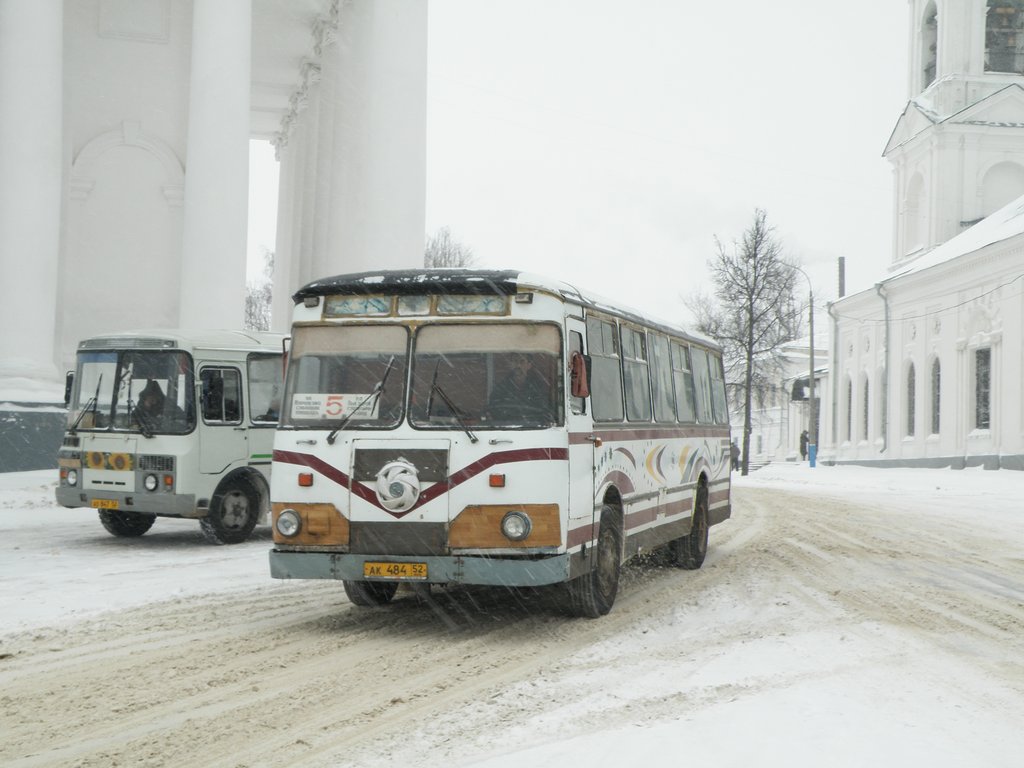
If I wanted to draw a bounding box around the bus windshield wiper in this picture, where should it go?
[135,409,155,439]
[121,366,153,438]
[326,356,396,445]
[429,380,478,444]
[69,374,102,434]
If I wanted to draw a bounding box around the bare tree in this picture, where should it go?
[245,248,273,332]
[687,209,802,475]
[424,226,476,268]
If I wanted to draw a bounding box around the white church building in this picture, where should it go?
[822,0,1024,470]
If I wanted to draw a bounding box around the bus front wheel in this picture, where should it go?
[343,580,399,607]
[98,510,155,537]
[567,506,621,618]
[200,478,259,545]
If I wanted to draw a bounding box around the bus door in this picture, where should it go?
[198,365,248,474]
[566,319,596,537]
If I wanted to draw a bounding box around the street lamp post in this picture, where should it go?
[794,266,816,468]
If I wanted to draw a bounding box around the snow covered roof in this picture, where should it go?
[887,192,1024,283]
[294,268,719,349]
[884,82,1024,155]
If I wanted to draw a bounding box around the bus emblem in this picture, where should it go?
[375,459,421,512]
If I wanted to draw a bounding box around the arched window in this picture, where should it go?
[986,1,1024,74]
[904,173,926,255]
[923,2,938,88]
[930,358,941,434]
[906,363,916,437]
[845,376,853,442]
[861,374,870,441]
[981,162,1024,218]
[975,347,992,429]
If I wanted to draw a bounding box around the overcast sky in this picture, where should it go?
[251,0,910,325]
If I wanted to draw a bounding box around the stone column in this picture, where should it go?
[270,139,295,333]
[298,81,321,287]
[326,0,427,272]
[179,0,251,329]
[0,0,63,392]
[311,17,339,282]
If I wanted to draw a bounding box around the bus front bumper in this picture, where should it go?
[269,550,572,588]
[55,486,199,517]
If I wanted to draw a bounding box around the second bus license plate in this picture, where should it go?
[363,561,428,580]
[91,499,119,510]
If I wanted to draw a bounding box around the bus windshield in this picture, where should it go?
[409,323,561,429]
[280,322,562,430]
[70,350,195,435]
[282,325,409,429]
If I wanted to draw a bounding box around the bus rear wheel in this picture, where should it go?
[98,509,156,537]
[200,478,259,545]
[567,506,621,618]
[343,580,399,607]
[669,485,708,570]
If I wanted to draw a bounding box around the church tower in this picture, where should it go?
[885,0,1024,268]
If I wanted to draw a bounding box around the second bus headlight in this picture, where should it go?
[276,509,302,537]
[501,510,532,541]
[143,473,159,492]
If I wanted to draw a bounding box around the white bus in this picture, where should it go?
[56,329,285,544]
[269,270,731,616]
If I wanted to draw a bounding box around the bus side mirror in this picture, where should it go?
[64,371,74,408]
[570,351,590,398]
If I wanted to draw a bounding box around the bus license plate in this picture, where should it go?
[91,499,119,510]
[363,561,428,580]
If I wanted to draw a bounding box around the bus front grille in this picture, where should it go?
[349,521,448,556]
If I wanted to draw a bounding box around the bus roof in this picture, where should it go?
[76,329,285,353]
[293,269,721,351]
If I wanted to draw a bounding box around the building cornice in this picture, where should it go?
[272,0,343,157]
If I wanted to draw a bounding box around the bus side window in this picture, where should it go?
[710,353,729,424]
[586,317,624,422]
[248,353,283,424]
[690,348,713,424]
[569,330,585,415]
[201,367,243,425]
[672,342,696,423]
[650,334,675,423]
[620,326,651,422]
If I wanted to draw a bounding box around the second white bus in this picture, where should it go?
[269,269,731,616]
[56,329,285,544]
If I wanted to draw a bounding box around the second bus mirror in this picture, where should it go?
[570,351,590,399]
[64,371,74,408]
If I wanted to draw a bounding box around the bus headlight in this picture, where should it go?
[501,510,532,541]
[143,473,159,492]
[66,469,78,487]
[276,509,302,537]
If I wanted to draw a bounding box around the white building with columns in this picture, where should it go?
[0,0,426,402]
[823,0,1024,470]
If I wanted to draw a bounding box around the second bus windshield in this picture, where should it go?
[282,323,562,430]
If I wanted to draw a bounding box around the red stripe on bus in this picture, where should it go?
[598,470,636,495]
[567,523,595,549]
[273,448,568,518]
[569,427,728,443]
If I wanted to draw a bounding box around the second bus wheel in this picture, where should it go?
[200,477,259,545]
[98,509,156,537]
[343,580,399,607]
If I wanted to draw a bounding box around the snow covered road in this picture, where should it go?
[1,465,1023,767]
